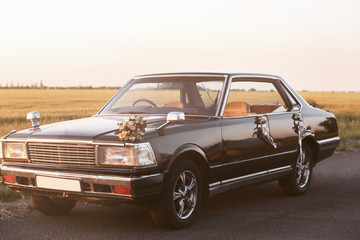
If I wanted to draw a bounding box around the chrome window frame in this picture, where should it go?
[218,74,304,118]
[98,73,228,117]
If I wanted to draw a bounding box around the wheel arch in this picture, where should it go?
[302,135,319,165]
[165,144,210,198]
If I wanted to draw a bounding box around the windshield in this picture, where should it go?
[99,76,225,116]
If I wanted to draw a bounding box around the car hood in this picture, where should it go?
[9,115,167,142]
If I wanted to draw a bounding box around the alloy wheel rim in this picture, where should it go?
[173,170,197,220]
[296,151,311,188]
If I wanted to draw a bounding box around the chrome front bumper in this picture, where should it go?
[0,164,163,201]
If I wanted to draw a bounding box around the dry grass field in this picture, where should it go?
[0,89,118,138]
[300,91,360,148]
[0,89,359,201]
[0,89,358,142]
[0,89,119,202]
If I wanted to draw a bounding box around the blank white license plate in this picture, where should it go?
[36,175,81,192]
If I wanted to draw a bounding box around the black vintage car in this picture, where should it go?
[0,73,339,228]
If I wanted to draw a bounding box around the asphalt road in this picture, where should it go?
[1,149,360,240]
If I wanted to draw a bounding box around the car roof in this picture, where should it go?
[133,72,283,81]
[130,72,306,107]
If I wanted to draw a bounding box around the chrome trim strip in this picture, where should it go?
[96,114,221,119]
[29,143,94,149]
[133,73,228,79]
[220,115,255,119]
[96,113,205,117]
[267,165,292,173]
[264,111,295,117]
[135,173,163,179]
[209,165,292,192]
[229,74,280,80]
[95,144,99,166]
[0,165,161,182]
[222,170,267,185]
[3,138,162,147]
[209,182,221,188]
[3,183,132,198]
[218,75,231,117]
[124,142,151,148]
[93,142,125,147]
[317,136,340,145]
[5,138,94,145]
[81,191,131,198]
[221,111,294,119]
[1,165,129,182]
[210,150,297,169]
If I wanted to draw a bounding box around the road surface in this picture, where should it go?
[1,149,360,239]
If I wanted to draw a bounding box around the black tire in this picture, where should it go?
[150,159,203,229]
[31,195,77,215]
[279,143,314,196]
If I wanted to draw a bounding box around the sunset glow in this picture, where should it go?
[1,0,359,91]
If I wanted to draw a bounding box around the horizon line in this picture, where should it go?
[0,85,358,93]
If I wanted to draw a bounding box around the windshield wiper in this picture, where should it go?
[201,82,214,103]
[120,111,150,114]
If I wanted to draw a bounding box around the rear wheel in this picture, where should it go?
[31,195,77,215]
[150,159,203,228]
[279,143,314,195]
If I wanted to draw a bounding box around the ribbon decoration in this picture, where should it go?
[292,113,307,162]
[253,115,277,149]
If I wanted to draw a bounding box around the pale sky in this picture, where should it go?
[1,0,359,91]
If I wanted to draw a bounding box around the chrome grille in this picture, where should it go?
[28,143,95,166]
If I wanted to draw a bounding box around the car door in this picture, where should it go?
[218,77,298,182]
[264,81,302,169]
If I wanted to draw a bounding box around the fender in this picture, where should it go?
[302,133,320,164]
[303,131,315,140]
[302,132,318,152]
[165,144,209,173]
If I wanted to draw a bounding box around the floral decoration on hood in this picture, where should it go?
[115,115,147,141]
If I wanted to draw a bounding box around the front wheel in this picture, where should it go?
[279,143,314,195]
[150,159,203,228]
[31,195,77,215]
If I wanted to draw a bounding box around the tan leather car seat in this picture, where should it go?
[163,102,184,108]
[223,101,252,117]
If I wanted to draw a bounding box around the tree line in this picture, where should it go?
[0,81,119,89]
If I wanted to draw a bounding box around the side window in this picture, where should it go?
[279,83,299,108]
[223,80,288,117]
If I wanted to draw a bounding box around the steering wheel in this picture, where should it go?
[132,98,158,108]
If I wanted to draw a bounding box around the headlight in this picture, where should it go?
[4,142,27,159]
[98,143,156,167]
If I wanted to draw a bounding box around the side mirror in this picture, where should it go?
[157,112,185,136]
[166,112,185,123]
[292,104,301,112]
[27,111,40,127]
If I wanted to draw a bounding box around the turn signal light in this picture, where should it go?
[4,175,16,183]
[113,186,130,195]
